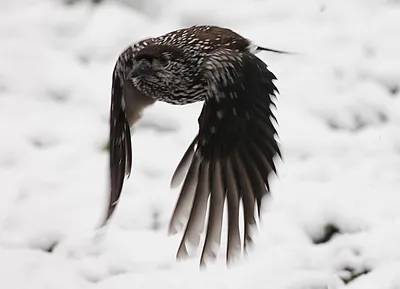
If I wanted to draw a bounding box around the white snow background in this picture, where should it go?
[1,0,400,288]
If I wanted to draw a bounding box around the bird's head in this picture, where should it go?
[128,44,199,103]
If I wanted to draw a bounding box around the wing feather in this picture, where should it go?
[101,45,155,227]
[169,49,280,264]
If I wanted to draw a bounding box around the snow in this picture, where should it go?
[1,0,400,288]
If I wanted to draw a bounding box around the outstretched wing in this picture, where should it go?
[169,49,280,265]
[101,64,133,227]
[101,46,155,228]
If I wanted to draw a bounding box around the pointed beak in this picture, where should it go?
[128,59,152,79]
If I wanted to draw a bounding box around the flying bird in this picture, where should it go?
[103,25,283,265]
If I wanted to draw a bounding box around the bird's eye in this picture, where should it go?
[158,56,170,67]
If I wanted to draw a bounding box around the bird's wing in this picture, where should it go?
[169,49,280,265]
[103,65,132,227]
[101,56,155,228]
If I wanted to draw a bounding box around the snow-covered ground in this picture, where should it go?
[1,0,400,288]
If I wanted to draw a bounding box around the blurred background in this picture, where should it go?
[1,0,400,288]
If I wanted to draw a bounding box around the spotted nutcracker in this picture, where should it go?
[103,25,285,265]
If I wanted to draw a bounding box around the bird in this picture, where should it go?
[103,25,284,266]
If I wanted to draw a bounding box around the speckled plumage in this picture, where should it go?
[104,25,282,266]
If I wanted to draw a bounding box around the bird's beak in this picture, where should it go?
[128,59,152,79]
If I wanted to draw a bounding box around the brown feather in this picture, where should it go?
[200,160,225,266]
[176,160,210,259]
[170,136,198,189]
[169,152,201,235]
[224,157,242,263]
[233,152,256,249]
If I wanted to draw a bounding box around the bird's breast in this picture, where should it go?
[154,82,207,105]
[156,92,206,105]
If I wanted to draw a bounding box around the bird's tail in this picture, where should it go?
[256,46,294,55]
